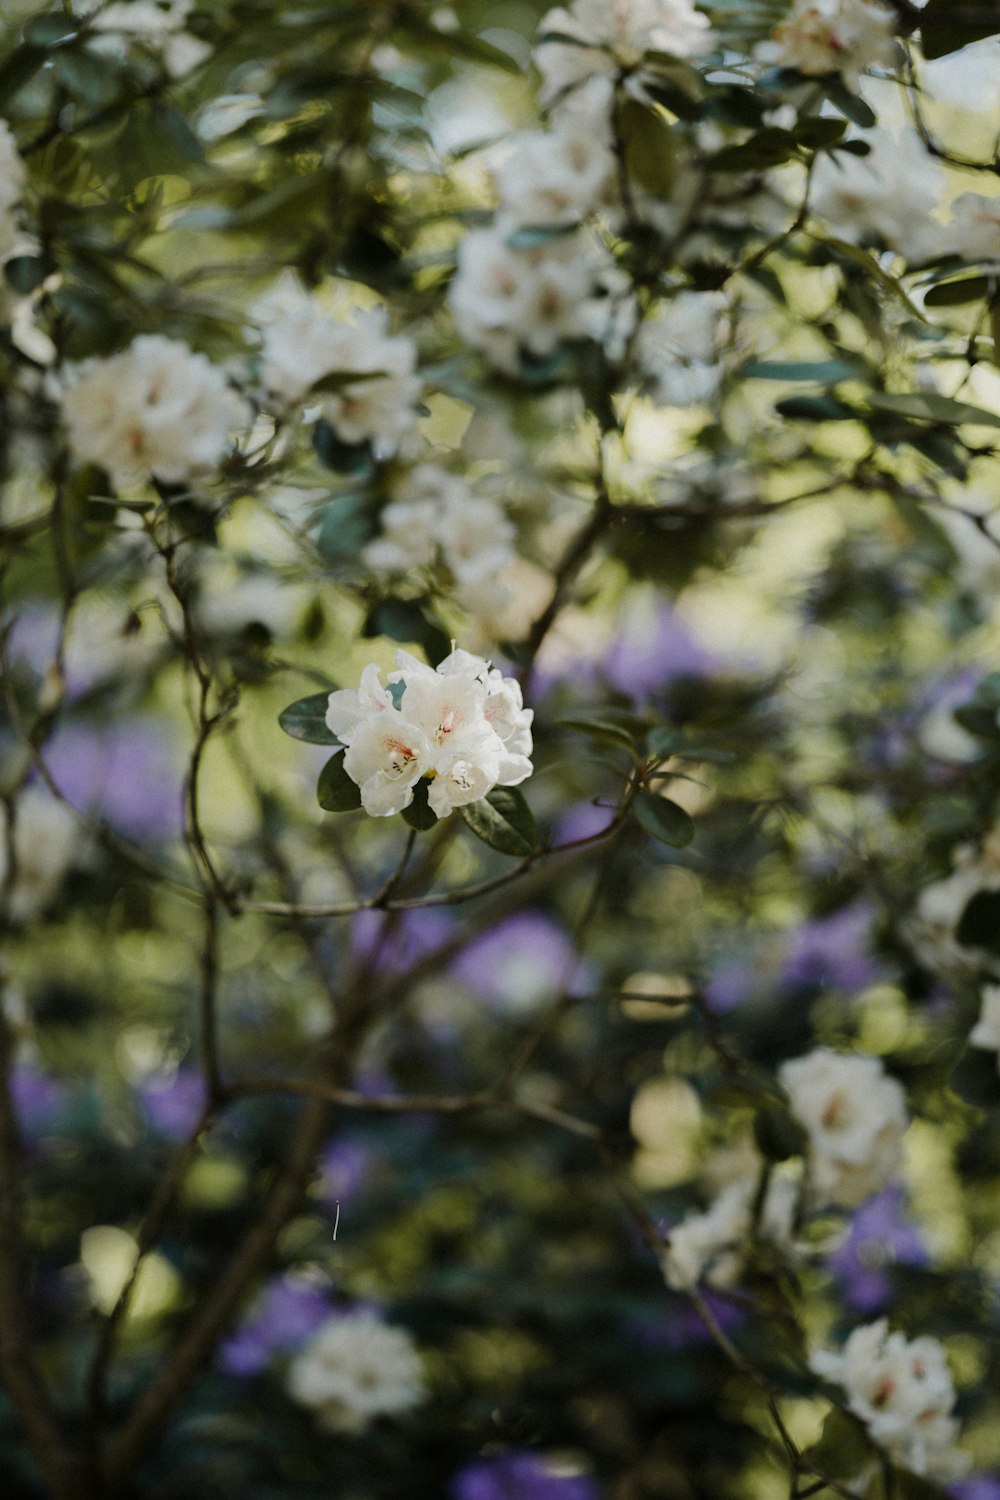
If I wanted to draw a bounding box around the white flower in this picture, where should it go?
[779,1048,908,1208]
[970,985,1000,1067]
[259,299,420,457]
[636,291,728,407]
[0,789,81,925]
[286,1310,424,1433]
[324,650,533,819]
[534,0,715,110]
[449,225,610,374]
[809,128,943,260]
[0,119,26,219]
[61,335,251,489]
[810,1320,968,1479]
[88,0,211,78]
[938,191,1000,264]
[934,499,1000,606]
[763,0,897,88]
[663,1171,800,1290]
[492,119,616,229]
[440,495,516,585]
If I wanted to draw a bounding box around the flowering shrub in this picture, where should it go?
[2,1,1000,1498]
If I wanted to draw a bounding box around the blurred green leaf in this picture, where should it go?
[317,752,361,812]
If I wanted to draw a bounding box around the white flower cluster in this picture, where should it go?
[764,0,898,89]
[779,1048,908,1208]
[449,226,626,375]
[810,1319,968,1479]
[534,0,715,113]
[810,128,943,263]
[61,335,251,490]
[636,291,729,408]
[663,1172,799,1290]
[0,118,27,264]
[491,117,617,232]
[87,0,211,79]
[913,827,1000,971]
[362,464,517,621]
[0,789,81,926]
[285,1309,424,1434]
[940,192,1000,264]
[258,293,421,457]
[325,648,533,819]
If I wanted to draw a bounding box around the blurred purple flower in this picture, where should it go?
[11,1063,65,1136]
[352,907,454,974]
[704,957,757,1014]
[451,1451,601,1500]
[554,801,617,847]
[451,911,591,1014]
[780,902,878,993]
[44,718,183,840]
[136,1068,208,1140]
[630,1291,744,1352]
[949,1479,1000,1500]
[219,1273,332,1376]
[601,600,716,700]
[827,1185,927,1314]
[316,1140,371,1209]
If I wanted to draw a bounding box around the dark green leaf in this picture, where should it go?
[616,97,676,197]
[317,752,361,812]
[278,692,340,745]
[823,79,878,128]
[817,235,929,323]
[920,1,1000,59]
[951,1046,1000,1109]
[775,394,857,421]
[314,490,378,562]
[710,126,799,171]
[804,1408,870,1480]
[866,391,1000,430]
[556,716,638,750]
[363,598,450,663]
[4,256,52,295]
[25,15,78,45]
[923,276,990,307]
[743,359,858,383]
[956,890,1000,952]
[53,48,122,108]
[633,791,695,848]
[400,778,437,831]
[458,786,537,857]
[312,420,374,476]
[0,45,46,108]
[753,1103,807,1162]
[794,115,847,149]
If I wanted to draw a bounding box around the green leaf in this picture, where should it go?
[616,97,676,197]
[53,47,122,108]
[923,275,991,308]
[363,598,451,663]
[920,0,1000,60]
[556,716,638,751]
[743,359,858,383]
[956,890,1000,952]
[753,1103,807,1162]
[823,79,877,128]
[815,235,929,324]
[633,791,695,848]
[866,391,1000,430]
[0,44,46,108]
[775,394,857,421]
[4,255,52,295]
[794,115,847,149]
[804,1408,871,1481]
[458,786,537,857]
[400,778,437,831]
[315,490,378,564]
[24,15,78,45]
[317,752,362,812]
[278,692,341,745]
[710,125,800,171]
[312,420,374,476]
[951,1046,1000,1109]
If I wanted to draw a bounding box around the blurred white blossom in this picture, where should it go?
[779,1048,908,1208]
[810,1319,968,1479]
[286,1310,424,1433]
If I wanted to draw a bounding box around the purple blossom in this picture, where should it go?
[553,801,617,847]
[10,1063,65,1136]
[351,907,454,974]
[451,911,590,1014]
[451,1452,602,1500]
[218,1274,332,1376]
[136,1068,208,1140]
[827,1185,927,1314]
[704,957,757,1014]
[316,1140,371,1209]
[630,1292,744,1352]
[949,1481,1000,1500]
[779,902,878,994]
[601,600,716,700]
[43,718,183,840]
